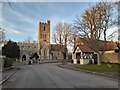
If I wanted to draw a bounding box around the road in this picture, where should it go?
[2,63,118,88]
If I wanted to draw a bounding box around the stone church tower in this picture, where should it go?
[37,20,65,60]
[37,20,51,59]
[38,20,50,44]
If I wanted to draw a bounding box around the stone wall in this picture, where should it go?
[51,51,64,60]
[17,42,39,61]
[101,50,119,64]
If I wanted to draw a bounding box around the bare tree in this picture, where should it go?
[24,35,33,43]
[74,2,113,65]
[52,22,64,45]
[52,22,72,59]
[52,22,72,45]
[108,2,119,42]
[1,0,15,9]
[63,23,73,59]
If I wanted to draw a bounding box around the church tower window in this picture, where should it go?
[44,26,46,31]
[45,34,46,38]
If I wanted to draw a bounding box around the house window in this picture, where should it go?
[83,53,86,59]
[90,53,93,58]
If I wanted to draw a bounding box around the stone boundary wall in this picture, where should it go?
[101,50,119,64]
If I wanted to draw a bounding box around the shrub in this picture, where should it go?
[4,57,13,68]
[2,40,20,59]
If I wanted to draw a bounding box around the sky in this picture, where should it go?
[1,2,97,43]
[0,1,118,49]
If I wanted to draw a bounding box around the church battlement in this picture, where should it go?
[39,20,50,25]
[17,42,38,47]
[17,42,37,44]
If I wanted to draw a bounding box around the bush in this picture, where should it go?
[4,57,13,68]
[2,40,20,59]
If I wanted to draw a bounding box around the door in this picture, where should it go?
[76,52,81,62]
[93,54,97,64]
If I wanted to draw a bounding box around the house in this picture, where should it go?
[72,43,94,65]
[72,37,120,64]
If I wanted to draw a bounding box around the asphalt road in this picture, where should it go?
[3,63,118,88]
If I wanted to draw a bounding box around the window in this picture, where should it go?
[45,34,46,38]
[44,26,46,31]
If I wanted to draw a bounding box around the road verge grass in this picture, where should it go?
[74,63,120,77]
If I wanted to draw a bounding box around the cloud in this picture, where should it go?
[4,6,34,24]
[3,0,115,2]
[50,16,61,25]
[107,26,118,36]
[2,18,23,35]
[107,26,118,41]
[4,27,23,35]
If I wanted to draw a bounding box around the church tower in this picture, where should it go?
[38,20,50,44]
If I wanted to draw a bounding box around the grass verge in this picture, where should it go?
[74,63,120,77]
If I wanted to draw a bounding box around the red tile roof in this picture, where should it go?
[75,37,117,51]
[78,45,93,52]
[51,44,65,51]
[73,44,93,53]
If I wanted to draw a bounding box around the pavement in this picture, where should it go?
[2,63,119,88]
[0,66,19,85]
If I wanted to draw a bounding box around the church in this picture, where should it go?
[37,20,66,60]
[17,20,67,61]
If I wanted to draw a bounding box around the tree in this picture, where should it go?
[2,40,20,59]
[52,22,63,45]
[24,35,33,43]
[108,2,119,42]
[74,2,113,65]
[1,1,15,9]
[52,22,72,59]
[63,23,73,59]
